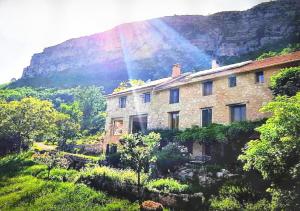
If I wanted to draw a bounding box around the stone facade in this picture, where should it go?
[104,53,300,154]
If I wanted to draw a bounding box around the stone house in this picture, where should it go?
[104,51,300,156]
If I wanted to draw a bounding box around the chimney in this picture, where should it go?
[172,63,181,78]
[211,59,219,69]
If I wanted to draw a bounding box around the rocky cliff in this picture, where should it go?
[17,0,300,93]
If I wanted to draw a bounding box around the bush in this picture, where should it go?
[106,152,121,167]
[80,166,149,185]
[210,197,241,210]
[177,124,227,144]
[270,66,300,96]
[156,143,189,174]
[146,178,189,193]
[37,168,80,182]
[22,164,48,176]
[209,181,270,211]
[245,199,271,211]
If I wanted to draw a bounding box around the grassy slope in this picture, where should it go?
[0,153,139,211]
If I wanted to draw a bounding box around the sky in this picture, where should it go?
[0,0,270,84]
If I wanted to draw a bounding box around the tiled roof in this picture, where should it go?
[107,51,300,97]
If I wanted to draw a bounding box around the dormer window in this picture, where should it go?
[119,96,127,108]
[143,92,151,103]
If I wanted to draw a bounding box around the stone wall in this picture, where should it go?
[104,62,299,144]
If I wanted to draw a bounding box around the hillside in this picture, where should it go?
[13,0,300,93]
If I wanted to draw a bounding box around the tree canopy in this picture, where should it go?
[0,97,67,151]
[239,93,300,209]
[270,66,300,97]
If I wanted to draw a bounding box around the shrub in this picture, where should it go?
[210,197,241,210]
[80,166,149,185]
[156,143,189,174]
[245,199,271,211]
[270,66,300,96]
[37,168,80,182]
[106,152,121,167]
[209,181,270,210]
[22,164,48,177]
[177,124,227,144]
[146,178,189,193]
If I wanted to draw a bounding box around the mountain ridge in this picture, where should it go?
[13,0,300,93]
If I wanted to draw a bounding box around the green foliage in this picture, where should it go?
[209,182,270,211]
[0,153,139,210]
[113,79,145,93]
[256,43,300,60]
[0,97,68,152]
[73,86,106,134]
[0,86,107,137]
[270,66,300,97]
[32,152,70,179]
[239,93,300,209]
[119,132,160,197]
[0,175,138,210]
[177,124,227,143]
[146,178,189,193]
[155,143,189,174]
[210,197,241,211]
[177,121,263,144]
[38,168,80,182]
[80,166,148,185]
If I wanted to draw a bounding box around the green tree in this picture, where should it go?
[119,132,160,200]
[270,66,300,97]
[73,86,106,134]
[0,97,67,152]
[239,93,300,209]
[113,79,145,93]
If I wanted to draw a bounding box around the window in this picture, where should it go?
[203,81,213,96]
[112,119,124,135]
[131,115,148,133]
[119,96,126,108]
[169,111,179,130]
[201,108,212,127]
[170,88,179,104]
[143,92,151,103]
[255,71,264,83]
[228,76,236,87]
[230,104,246,122]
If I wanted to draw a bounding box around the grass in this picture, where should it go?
[146,178,189,193]
[80,166,149,185]
[0,152,139,211]
[62,151,105,162]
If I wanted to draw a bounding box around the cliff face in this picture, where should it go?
[19,0,300,93]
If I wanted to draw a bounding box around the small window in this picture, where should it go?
[169,111,179,130]
[255,71,264,83]
[230,104,246,122]
[170,88,179,104]
[119,96,126,108]
[143,92,151,103]
[228,76,236,87]
[112,119,124,135]
[203,81,213,96]
[201,108,212,127]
